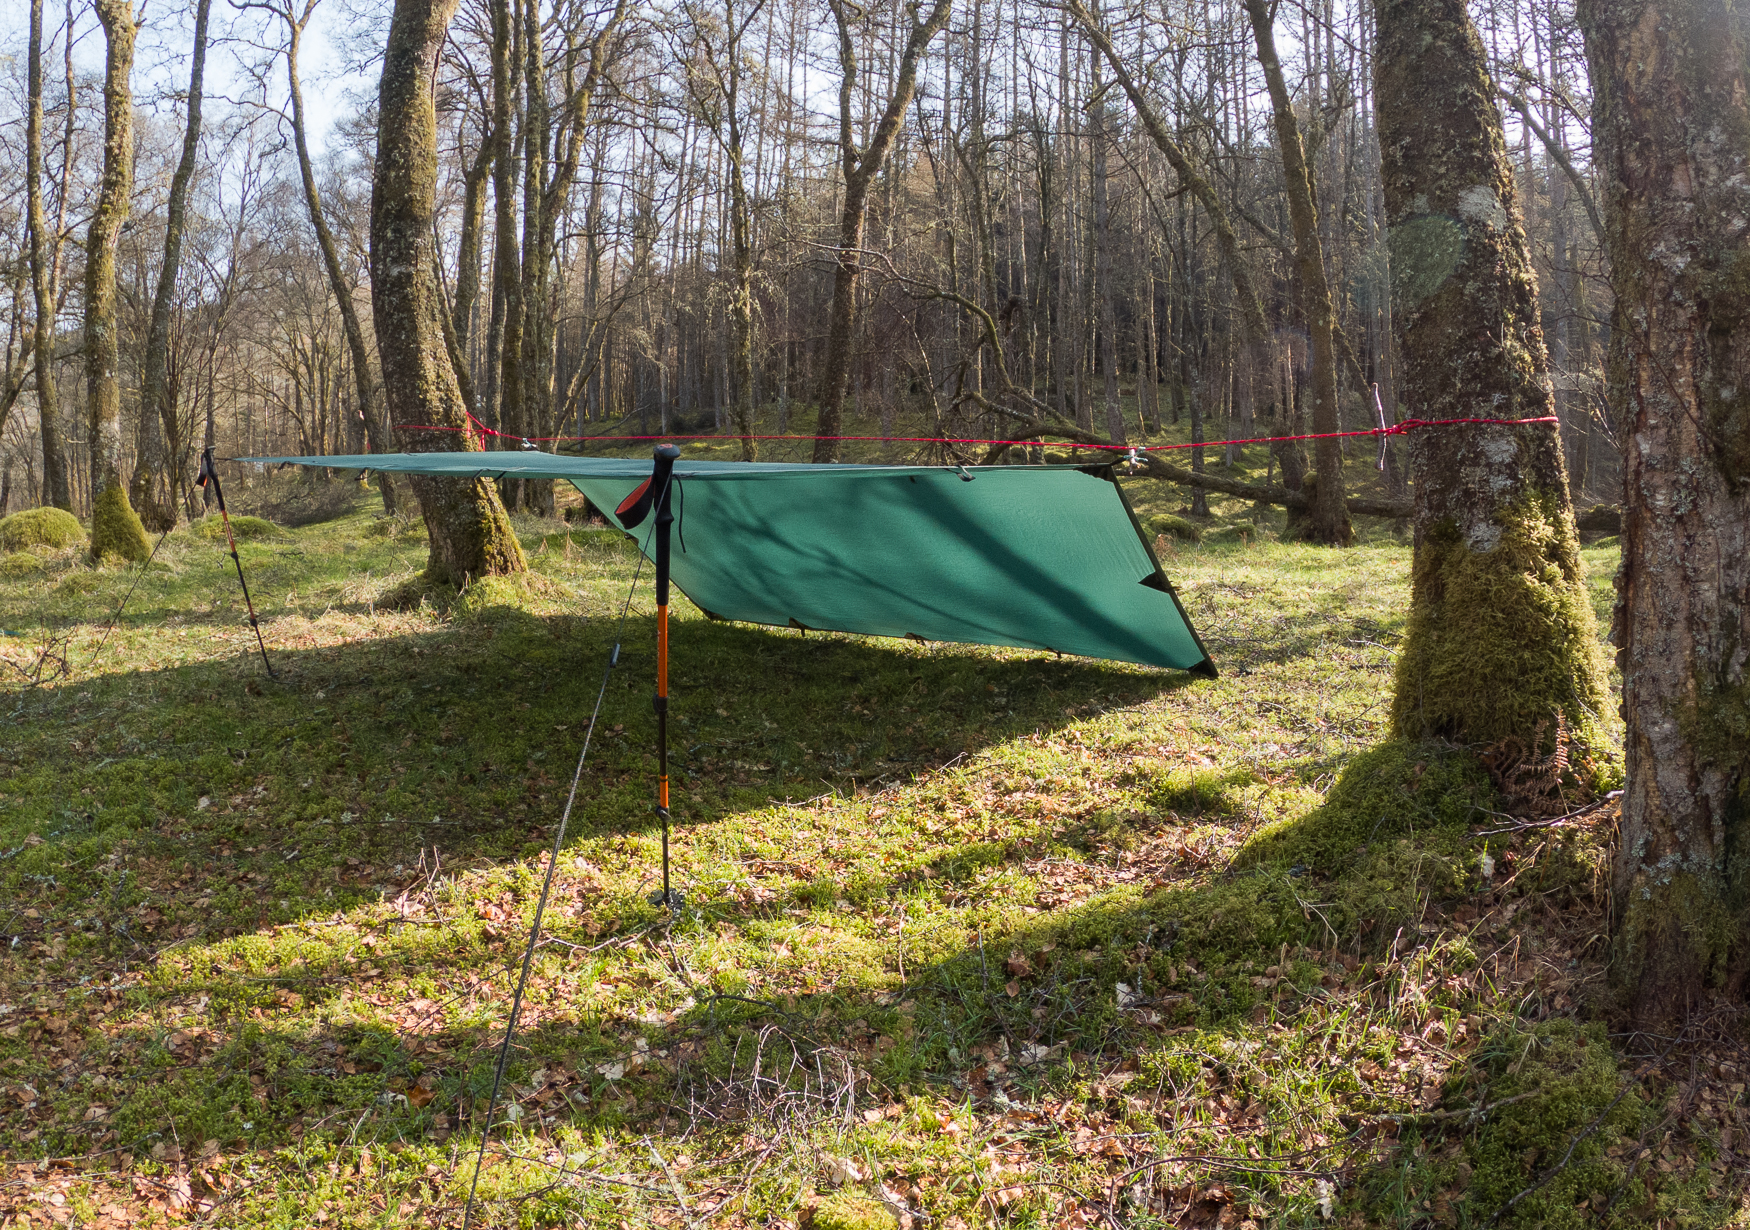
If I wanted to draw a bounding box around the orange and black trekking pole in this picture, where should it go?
[197,448,276,679]
[615,443,683,911]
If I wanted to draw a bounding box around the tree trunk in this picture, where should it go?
[286,7,399,516]
[1245,0,1350,546]
[813,0,952,462]
[25,0,71,513]
[1375,0,1608,796]
[133,0,210,533]
[718,0,762,460]
[86,0,151,563]
[372,0,525,584]
[453,139,494,353]
[489,0,524,465]
[1090,41,1125,448]
[1579,0,1750,1026]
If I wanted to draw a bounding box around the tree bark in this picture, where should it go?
[1089,40,1126,448]
[86,0,151,563]
[690,0,766,461]
[372,0,525,583]
[487,0,523,450]
[285,0,400,514]
[1579,0,1750,1026]
[813,0,952,462]
[1245,0,1350,545]
[1375,0,1608,793]
[25,0,71,513]
[132,0,211,532]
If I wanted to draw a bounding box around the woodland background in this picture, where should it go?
[0,0,1610,518]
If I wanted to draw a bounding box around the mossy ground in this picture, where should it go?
[0,506,87,552]
[0,429,1736,1228]
[193,514,285,542]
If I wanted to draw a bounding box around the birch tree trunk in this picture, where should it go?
[1579,0,1750,1025]
[86,0,151,563]
[132,0,211,531]
[1374,0,1608,800]
[1245,0,1350,546]
[372,0,525,583]
[25,0,71,513]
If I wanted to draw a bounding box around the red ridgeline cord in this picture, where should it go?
[394,409,1560,455]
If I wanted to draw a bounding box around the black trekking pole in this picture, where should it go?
[196,448,276,679]
[615,443,683,911]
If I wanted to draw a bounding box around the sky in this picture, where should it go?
[0,0,386,159]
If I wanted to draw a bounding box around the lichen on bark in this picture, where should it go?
[369,0,524,586]
[1374,0,1608,803]
[1580,0,1750,1024]
[84,0,151,566]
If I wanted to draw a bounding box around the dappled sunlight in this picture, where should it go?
[9,496,1723,1228]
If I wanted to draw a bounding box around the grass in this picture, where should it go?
[0,443,1742,1229]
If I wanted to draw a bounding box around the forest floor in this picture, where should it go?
[1,431,1745,1229]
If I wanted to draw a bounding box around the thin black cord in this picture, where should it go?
[85,526,173,670]
[460,524,654,1230]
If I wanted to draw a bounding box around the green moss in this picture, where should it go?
[1391,493,1610,784]
[1235,740,1496,874]
[1452,1021,1648,1229]
[1145,512,1202,543]
[0,506,86,552]
[0,553,44,577]
[1205,521,1257,545]
[1615,869,1741,997]
[810,1193,898,1230]
[195,514,283,541]
[452,572,566,622]
[89,482,152,563]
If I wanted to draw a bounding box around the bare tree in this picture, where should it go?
[25,0,71,512]
[1244,0,1350,545]
[252,0,403,514]
[678,0,768,460]
[813,0,954,462]
[132,0,213,530]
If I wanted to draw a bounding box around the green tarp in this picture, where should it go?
[246,452,1215,675]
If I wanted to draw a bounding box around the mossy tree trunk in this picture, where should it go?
[1578,0,1750,1026]
[85,0,151,564]
[812,0,952,463]
[132,0,210,533]
[1244,0,1351,547]
[1373,0,1608,795]
[372,0,525,585]
[25,0,71,514]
